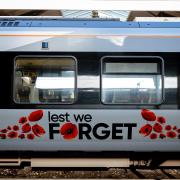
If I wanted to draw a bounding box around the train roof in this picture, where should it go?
[0,17,180,28]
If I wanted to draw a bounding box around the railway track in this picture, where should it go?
[0,167,180,179]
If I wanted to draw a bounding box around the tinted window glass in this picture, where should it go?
[101,57,164,105]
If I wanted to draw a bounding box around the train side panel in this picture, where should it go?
[0,19,180,153]
[0,109,180,151]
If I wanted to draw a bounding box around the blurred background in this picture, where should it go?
[0,10,180,21]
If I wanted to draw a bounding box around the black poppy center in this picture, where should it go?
[169,132,173,137]
[10,132,15,137]
[36,128,40,133]
[29,135,33,138]
[66,128,73,135]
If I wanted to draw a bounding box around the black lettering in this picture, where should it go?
[93,123,110,140]
[84,114,92,122]
[124,123,137,139]
[48,111,51,122]
[74,114,84,122]
[78,123,92,139]
[112,123,123,139]
[51,114,59,122]
[65,112,70,122]
[49,123,60,139]
[59,114,65,122]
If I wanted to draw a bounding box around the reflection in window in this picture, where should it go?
[14,57,76,104]
[102,58,163,104]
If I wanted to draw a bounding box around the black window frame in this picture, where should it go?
[13,55,78,105]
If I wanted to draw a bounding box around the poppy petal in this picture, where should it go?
[139,124,152,136]
[0,134,6,139]
[159,134,166,139]
[32,124,46,137]
[13,125,19,131]
[141,109,156,121]
[150,133,158,139]
[22,123,31,133]
[27,133,35,140]
[166,131,177,138]
[1,129,7,133]
[19,117,27,124]
[60,123,78,140]
[7,126,11,130]
[18,134,25,139]
[157,116,166,124]
[165,125,172,131]
[60,123,72,135]
[7,131,18,138]
[28,110,43,122]
[153,123,162,133]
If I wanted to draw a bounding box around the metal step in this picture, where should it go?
[31,158,130,167]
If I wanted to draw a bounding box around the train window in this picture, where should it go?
[14,56,76,104]
[101,56,164,105]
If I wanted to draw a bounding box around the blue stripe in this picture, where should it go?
[0,19,180,28]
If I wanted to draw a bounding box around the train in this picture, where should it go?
[0,17,179,167]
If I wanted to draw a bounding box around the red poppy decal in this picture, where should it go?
[27,133,35,140]
[7,126,11,130]
[139,109,179,140]
[141,109,156,121]
[159,134,166,139]
[150,133,158,139]
[28,110,43,122]
[13,125,19,131]
[165,125,172,131]
[7,131,18,139]
[157,116,166,124]
[139,124,152,136]
[0,134,6,139]
[22,123,31,133]
[32,124,46,137]
[0,109,46,140]
[1,129,7,133]
[166,131,177,138]
[153,123,162,133]
[18,134,25,139]
[19,117,27,124]
[60,123,78,140]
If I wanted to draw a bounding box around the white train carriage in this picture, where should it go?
[0,17,179,167]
